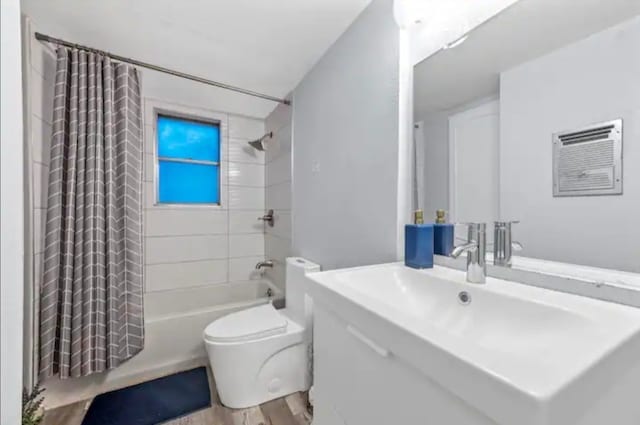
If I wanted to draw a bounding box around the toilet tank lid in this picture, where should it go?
[204,304,287,343]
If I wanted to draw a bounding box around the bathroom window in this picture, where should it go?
[156,114,221,204]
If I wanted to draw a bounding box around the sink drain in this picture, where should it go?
[458,291,471,305]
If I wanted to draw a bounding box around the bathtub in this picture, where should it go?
[43,279,283,408]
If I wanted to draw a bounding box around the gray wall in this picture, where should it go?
[500,16,640,272]
[419,112,449,218]
[291,0,400,270]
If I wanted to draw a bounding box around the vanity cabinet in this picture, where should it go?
[312,303,497,425]
[307,263,640,425]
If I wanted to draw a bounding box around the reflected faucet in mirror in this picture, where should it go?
[493,221,523,268]
[451,223,487,284]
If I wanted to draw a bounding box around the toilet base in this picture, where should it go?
[205,319,310,409]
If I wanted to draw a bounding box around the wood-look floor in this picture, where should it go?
[42,367,312,425]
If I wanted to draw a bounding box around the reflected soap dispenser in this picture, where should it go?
[434,209,454,256]
[405,210,434,269]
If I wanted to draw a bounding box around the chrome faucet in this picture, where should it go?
[493,221,522,267]
[255,260,274,270]
[451,223,487,284]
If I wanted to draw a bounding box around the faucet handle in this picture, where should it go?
[450,241,478,258]
[494,220,519,227]
[258,209,274,227]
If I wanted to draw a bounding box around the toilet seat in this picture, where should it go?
[203,304,288,343]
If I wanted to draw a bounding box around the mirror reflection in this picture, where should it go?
[413,0,640,273]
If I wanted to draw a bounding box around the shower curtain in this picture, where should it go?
[39,48,144,379]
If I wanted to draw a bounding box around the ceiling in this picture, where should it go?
[22,0,372,117]
[414,0,640,117]
[398,0,519,64]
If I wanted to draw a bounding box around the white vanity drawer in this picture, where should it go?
[312,303,498,425]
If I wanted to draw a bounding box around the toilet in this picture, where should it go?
[203,257,320,409]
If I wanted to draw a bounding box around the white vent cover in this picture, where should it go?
[553,119,622,197]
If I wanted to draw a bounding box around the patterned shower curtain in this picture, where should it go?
[39,48,144,379]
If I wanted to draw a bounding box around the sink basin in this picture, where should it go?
[307,263,640,424]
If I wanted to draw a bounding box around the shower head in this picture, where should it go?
[247,132,273,152]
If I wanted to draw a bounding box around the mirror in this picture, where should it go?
[413,0,640,273]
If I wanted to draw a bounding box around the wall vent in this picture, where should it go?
[552,119,622,197]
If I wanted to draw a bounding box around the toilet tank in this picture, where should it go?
[285,257,320,326]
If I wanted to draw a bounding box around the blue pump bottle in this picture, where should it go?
[434,209,454,256]
[405,210,434,269]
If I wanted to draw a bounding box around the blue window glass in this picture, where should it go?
[157,115,220,162]
[158,161,219,204]
[157,114,220,204]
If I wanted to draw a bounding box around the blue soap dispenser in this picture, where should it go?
[434,209,454,256]
[405,209,434,269]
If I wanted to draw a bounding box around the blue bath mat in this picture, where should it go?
[81,367,211,425]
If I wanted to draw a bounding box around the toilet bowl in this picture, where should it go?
[204,257,320,409]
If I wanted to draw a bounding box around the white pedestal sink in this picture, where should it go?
[306,263,640,425]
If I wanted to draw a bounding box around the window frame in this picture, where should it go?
[152,106,224,208]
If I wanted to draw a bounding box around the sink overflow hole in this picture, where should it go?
[458,291,471,305]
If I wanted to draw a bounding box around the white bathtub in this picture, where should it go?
[43,279,283,408]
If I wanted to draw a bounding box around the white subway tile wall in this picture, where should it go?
[145,210,228,236]
[145,235,229,265]
[146,259,228,292]
[264,103,293,292]
[229,256,265,282]
[24,22,57,388]
[142,100,267,296]
[229,186,265,210]
[229,234,265,258]
[27,29,56,301]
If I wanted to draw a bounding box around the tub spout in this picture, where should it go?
[255,260,274,270]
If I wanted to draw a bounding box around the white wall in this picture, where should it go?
[500,16,640,272]
[265,104,293,290]
[1,0,25,422]
[292,0,401,270]
[23,17,277,405]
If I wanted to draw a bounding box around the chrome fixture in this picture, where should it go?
[248,132,273,152]
[493,221,523,267]
[255,260,274,270]
[451,223,487,284]
[258,209,274,227]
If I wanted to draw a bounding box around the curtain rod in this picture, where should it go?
[35,32,291,106]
